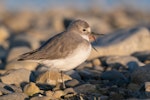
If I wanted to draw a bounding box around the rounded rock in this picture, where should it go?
[0,68,32,85]
[23,82,40,96]
[131,64,150,85]
[92,58,101,66]
[36,71,72,86]
[52,90,65,99]
[65,79,80,87]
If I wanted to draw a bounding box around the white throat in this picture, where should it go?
[80,34,89,41]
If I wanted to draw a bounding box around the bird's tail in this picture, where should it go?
[17,50,36,61]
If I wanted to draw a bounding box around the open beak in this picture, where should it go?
[89,32,105,52]
[89,34,96,42]
[89,32,104,42]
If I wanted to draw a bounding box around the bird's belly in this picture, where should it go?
[41,44,91,71]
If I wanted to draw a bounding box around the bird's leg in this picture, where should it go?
[61,71,66,89]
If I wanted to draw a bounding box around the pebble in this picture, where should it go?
[0,87,12,95]
[101,70,129,85]
[52,90,65,99]
[0,91,2,96]
[92,58,101,66]
[109,91,124,100]
[74,84,97,94]
[132,51,150,62]
[145,82,150,92]
[131,64,150,85]
[65,70,81,80]
[100,95,109,100]
[93,65,105,71]
[144,60,150,64]
[76,62,93,70]
[105,56,144,72]
[30,96,50,100]
[36,70,72,86]
[0,68,32,85]
[23,82,40,96]
[65,79,80,87]
[3,84,22,93]
[45,90,53,97]
[0,93,28,100]
[127,83,141,91]
[64,88,76,95]
[0,26,10,43]
[78,69,102,80]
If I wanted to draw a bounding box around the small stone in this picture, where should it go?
[105,56,144,72]
[78,69,102,80]
[52,90,65,99]
[65,70,81,80]
[35,66,50,75]
[0,26,10,43]
[92,58,101,66]
[0,82,12,95]
[0,87,12,95]
[45,91,53,97]
[100,95,109,100]
[132,51,150,62]
[76,62,93,70]
[78,69,92,80]
[65,79,80,87]
[144,60,150,64]
[0,91,2,96]
[106,67,112,71]
[23,82,40,96]
[0,70,6,75]
[0,93,28,100]
[93,66,105,71]
[0,68,32,85]
[131,64,150,85]
[30,96,50,100]
[145,82,150,92]
[145,82,150,98]
[101,70,128,85]
[36,70,72,86]
[127,83,141,91]
[109,92,124,100]
[4,84,22,93]
[74,84,97,94]
[64,88,76,95]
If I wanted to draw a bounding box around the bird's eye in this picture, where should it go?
[83,29,86,31]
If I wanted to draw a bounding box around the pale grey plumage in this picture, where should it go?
[18,19,91,62]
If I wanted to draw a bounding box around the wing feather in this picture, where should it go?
[18,31,84,61]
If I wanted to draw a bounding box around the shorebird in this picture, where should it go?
[18,19,100,88]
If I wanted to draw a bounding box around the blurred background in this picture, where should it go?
[0,0,150,33]
[0,0,150,69]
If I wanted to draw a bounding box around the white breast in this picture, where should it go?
[40,44,91,71]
